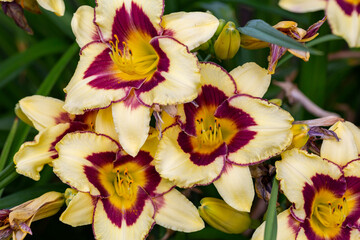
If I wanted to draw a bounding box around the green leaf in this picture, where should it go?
[0,119,18,171]
[264,178,279,240]
[238,19,310,52]
[0,183,67,209]
[0,38,69,88]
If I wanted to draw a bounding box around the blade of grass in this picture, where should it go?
[0,38,69,88]
[264,178,279,240]
[0,119,18,171]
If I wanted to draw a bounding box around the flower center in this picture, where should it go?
[196,117,223,147]
[109,34,159,80]
[113,167,135,200]
[344,0,360,5]
[312,196,348,229]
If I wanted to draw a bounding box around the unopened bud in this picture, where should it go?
[214,21,241,60]
[289,124,310,149]
[198,197,251,234]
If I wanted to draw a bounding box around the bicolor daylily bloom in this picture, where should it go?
[241,18,325,74]
[53,131,204,239]
[0,0,65,16]
[252,124,360,240]
[279,0,360,47]
[154,62,294,212]
[0,192,64,240]
[14,95,95,180]
[64,0,219,156]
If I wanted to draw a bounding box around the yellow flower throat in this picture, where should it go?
[113,167,135,200]
[196,118,223,147]
[109,34,159,80]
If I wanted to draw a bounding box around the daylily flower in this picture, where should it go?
[14,95,94,180]
[64,1,219,156]
[0,0,65,16]
[53,131,204,239]
[241,18,325,74]
[252,121,360,240]
[279,0,360,47]
[0,191,64,240]
[154,62,294,212]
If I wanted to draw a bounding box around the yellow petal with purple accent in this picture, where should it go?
[230,62,271,98]
[64,42,130,115]
[327,0,360,47]
[343,121,360,155]
[162,12,219,50]
[226,95,293,165]
[252,209,300,240]
[153,189,204,232]
[18,95,73,131]
[136,37,200,106]
[95,0,163,41]
[278,0,326,12]
[37,0,65,16]
[53,132,119,196]
[93,198,155,240]
[213,163,254,212]
[321,121,358,166]
[112,96,151,157]
[60,192,94,227]
[14,123,71,181]
[276,149,343,220]
[71,5,99,48]
[154,125,224,188]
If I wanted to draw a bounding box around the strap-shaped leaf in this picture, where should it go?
[238,19,309,52]
[264,178,278,240]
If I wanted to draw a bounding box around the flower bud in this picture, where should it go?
[269,98,282,106]
[289,123,310,149]
[198,197,251,234]
[214,21,241,60]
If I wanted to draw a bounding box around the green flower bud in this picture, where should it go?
[214,21,241,60]
[198,197,251,234]
[214,19,227,38]
[269,98,283,106]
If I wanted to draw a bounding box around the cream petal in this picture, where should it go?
[350,229,360,240]
[229,62,271,98]
[14,123,71,181]
[154,125,224,188]
[53,132,119,196]
[95,0,163,41]
[94,106,118,142]
[213,163,254,212]
[343,159,360,177]
[252,209,299,240]
[200,62,236,97]
[136,37,200,106]
[327,0,360,47]
[18,95,73,131]
[37,0,65,16]
[93,198,155,240]
[278,0,326,12]
[63,42,129,115]
[162,12,219,50]
[60,192,94,227]
[71,5,99,48]
[154,189,204,232]
[276,149,343,220]
[112,98,151,157]
[343,121,360,155]
[226,95,293,165]
[320,121,358,166]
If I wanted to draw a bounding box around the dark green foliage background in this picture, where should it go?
[0,0,359,239]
